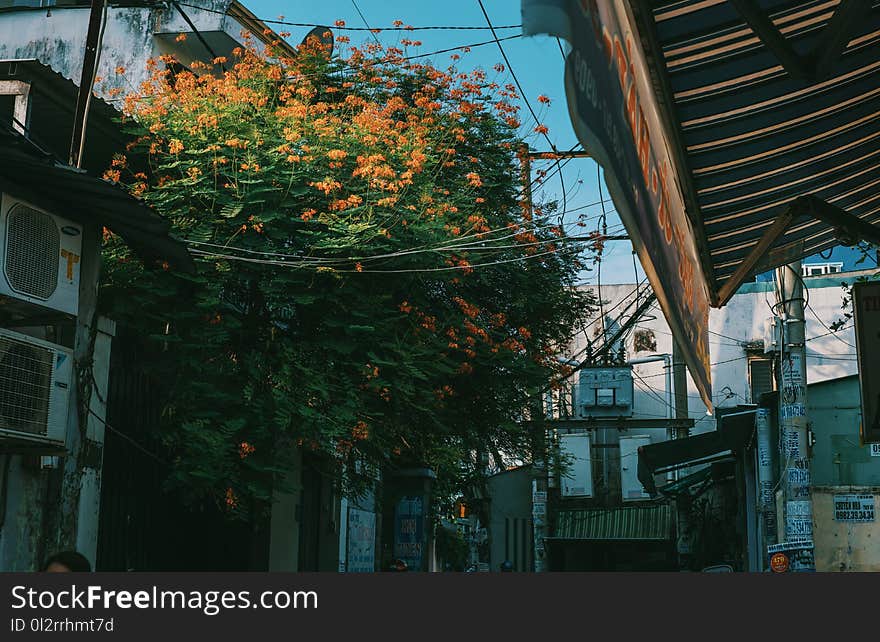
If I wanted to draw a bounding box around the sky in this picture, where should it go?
[247,0,642,286]
[245,0,869,286]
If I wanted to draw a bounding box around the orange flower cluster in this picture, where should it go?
[238,441,256,459]
[352,421,369,440]
[453,297,480,319]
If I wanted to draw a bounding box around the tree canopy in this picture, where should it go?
[101,31,594,517]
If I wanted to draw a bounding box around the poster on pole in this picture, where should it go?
[853,281,880,443]
[767,540,815,573]
[393,496,424,571]
[522,0,713,409]
[346,508,377,573]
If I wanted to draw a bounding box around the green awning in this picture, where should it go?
[550,504,673,541]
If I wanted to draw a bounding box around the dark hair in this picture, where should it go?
[42,551,91,572]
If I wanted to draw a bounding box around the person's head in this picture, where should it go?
[500,560,514,572]
[42,551,91,573]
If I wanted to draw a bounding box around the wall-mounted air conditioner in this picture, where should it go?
[0,327,72,449]
[0,194,82,315]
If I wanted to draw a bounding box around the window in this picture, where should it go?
[633,328,657,353]
[748,358,774,404]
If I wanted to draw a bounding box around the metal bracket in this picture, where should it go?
[729,0,869,82]
[715,195,880,307]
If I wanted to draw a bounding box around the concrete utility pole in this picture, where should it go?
[70,0,106,167]
[774,260,816,571]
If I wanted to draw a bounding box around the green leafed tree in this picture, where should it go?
[100,32,595,517]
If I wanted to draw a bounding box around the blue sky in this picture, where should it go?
[246,0,867,286]
[247,0,641,285]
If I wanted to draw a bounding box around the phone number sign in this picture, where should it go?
[833,494,875,522]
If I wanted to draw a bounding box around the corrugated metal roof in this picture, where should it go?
[0,122,194,272]
[630,0,880,301]
[551,504,673,541]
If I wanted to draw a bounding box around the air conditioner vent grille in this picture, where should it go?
[5,204,60,300]
[0,334,53,436]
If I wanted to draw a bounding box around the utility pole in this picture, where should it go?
[774,260,816,571]
[69,0,105,167]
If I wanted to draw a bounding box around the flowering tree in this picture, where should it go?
[101,30,594,516]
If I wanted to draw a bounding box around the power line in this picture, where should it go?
[806,302,856,349]
[403,34,523,60]
[477,0,556,153]
[189,243,580,273]
[350,0,382,47]
[183,215,609,267]
[806,322,854,341]
[88,408,169,467]
[176,3,522,31]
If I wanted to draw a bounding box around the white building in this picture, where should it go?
[564,269,864,434]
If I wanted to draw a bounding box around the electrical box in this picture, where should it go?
[558,433,593,498]
[763,317,779,354]
[620,435,652,501]
[578,367,633,417]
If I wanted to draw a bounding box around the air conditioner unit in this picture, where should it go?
[0,328,72,449]
[0,193,82,315]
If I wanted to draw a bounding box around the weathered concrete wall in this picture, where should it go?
[0,455,47,571]
[812,487,880,572]
[0,2,230,105]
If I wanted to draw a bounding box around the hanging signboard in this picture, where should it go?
[833,494,875,523]
[522,0,712,408]
[854,281,880,443]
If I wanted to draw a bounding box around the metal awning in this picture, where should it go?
[523,1,880,405]
[638,408,756,494]
[549,504,673,541]
[628,0,880,304]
